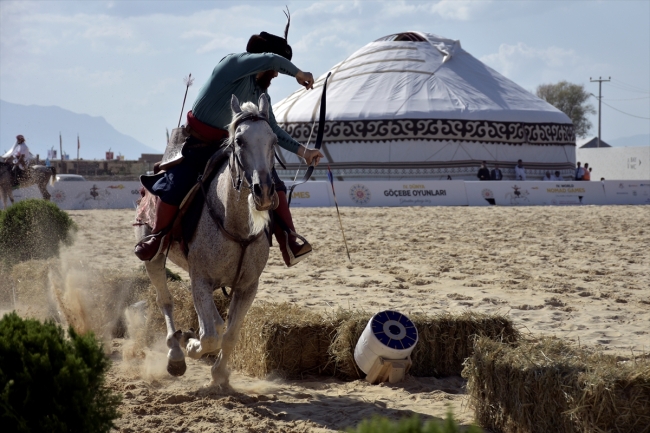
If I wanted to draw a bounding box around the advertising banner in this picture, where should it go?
[328,180,469,207]
[5,179,648,210]
[594,181,650,205]
[286,181,332,207]
[10,181,142,210]
[465,181,609,206]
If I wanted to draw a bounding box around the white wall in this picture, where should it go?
[6,179,649,210]
[576,146,650,180]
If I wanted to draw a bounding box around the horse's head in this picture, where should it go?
[228,94,277,213]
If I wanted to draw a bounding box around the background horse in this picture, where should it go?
[0,161,57,208]
[134,94,277,385]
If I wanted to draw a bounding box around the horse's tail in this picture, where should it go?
[50,166,57,186]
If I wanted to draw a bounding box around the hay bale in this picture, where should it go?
[163,299,519,380]
[229,302,339,379]
[142,279,230,344]
[330,310,520,380]
[463,337,650,433]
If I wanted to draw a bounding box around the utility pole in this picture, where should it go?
[590,76,610,148]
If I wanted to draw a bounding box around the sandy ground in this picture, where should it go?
[6,205,650,432]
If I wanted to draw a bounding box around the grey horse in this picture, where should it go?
[0,162,57,208]
[135,94,277,385]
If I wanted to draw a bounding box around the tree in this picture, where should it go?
[536,81,596,138]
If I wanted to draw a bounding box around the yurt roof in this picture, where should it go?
[274,32,574,146]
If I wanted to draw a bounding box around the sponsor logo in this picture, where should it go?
[547,188,585,193]
[628,184,639,188]
[52,190,66,203]
[291,191,311,199]
[506,185,530,205]
[349,184,371,204]
[481,189,494,199]
[107,184,125,189]
[90,185,100,199]
[384,189,447,197]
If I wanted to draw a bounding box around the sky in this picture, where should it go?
[1,0,649,153]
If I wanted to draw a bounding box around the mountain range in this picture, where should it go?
[0,100,161,160]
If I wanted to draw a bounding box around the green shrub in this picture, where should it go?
[0,199,76,265]
[0,312,121,432]
[347,412,481,433]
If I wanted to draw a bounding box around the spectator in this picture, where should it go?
[583,163,591,181]
[574,162,585,180]
[551,170,563,181]
[2,135,31,170]
[477,161,490,181]
[490,164,503,181]
[514,159,526,180]
[447,175,453,180]
[542,171,553,181]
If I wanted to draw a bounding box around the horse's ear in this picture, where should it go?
[258,93,270,119]
[231,94,242,115]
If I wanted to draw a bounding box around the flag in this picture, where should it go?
[77,135,80,150]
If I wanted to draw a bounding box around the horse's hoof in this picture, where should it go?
[167,359,187,377]
[180,329,197,346]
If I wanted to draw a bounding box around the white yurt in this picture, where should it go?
[273,32,576,181]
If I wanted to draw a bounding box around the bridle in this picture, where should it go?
[199,112,275,293]
[225,113,273,194]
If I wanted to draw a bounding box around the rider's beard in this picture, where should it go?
[255,71,275,90]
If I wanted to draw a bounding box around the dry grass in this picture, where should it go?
[330,310,520,380]
[156,299,520,381]
[229,302,340,379]
[463,336,650,433]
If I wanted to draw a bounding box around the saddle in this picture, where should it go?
[140,146,233,258]
[1,162,27,188]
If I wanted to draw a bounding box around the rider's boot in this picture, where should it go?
[273,190,312,267]
[134,198,178,261]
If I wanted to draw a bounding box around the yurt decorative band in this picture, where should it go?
[280,119,575,146]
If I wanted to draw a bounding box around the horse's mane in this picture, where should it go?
[226,102,262,146]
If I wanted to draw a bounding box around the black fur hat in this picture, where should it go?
[246,8,292,60]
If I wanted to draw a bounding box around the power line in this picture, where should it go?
[611,78,650,93]
[608,82,650,94]
[601,100,650,120]
[605,96,650,101]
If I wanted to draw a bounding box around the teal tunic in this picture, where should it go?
[192,52,301,154]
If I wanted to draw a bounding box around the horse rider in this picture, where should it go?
[135,18,323,267]
[2,135,31,182]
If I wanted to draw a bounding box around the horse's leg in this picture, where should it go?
[185,275,225,360]
[144,253,187,376]
[211,283,258,386]
[0,187,6,209]
[38,177,51,200]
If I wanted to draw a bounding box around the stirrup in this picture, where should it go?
[134,232,169,261]
[283,230,312,267]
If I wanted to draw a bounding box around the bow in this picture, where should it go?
[287,71,331,207]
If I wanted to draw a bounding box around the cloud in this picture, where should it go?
[195,36,247,55]
[480,42,578,79]
[381,0,490,20]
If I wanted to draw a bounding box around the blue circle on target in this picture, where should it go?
[370,310,418,350]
